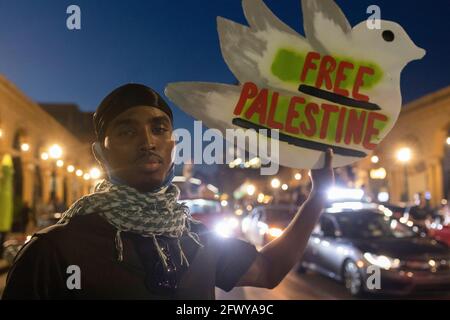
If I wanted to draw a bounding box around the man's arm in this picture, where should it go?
[236,149,334,289]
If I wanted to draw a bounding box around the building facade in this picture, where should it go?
[0,76,98,218]
[355,86,450,207]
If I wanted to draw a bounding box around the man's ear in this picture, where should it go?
[92,142,108,166]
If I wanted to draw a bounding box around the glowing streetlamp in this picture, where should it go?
[281,184,288,191]
[294,173,302,180]
[246,184,256,196]
[271,178,281,189]
[76,169,83,177]
[67,165,75,173]
[396,148,411,163]
[396,147,411,202]
[49,144,63,159]
[56,160,64,168]
[89,167,102,180]
[446,137,450,145]
[41,152,49,161]
[257,193,265,203]
[371,155,379,164]
[20,143,30,152]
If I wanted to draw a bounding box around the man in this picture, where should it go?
[2,83,334,299]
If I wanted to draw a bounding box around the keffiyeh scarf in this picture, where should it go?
[58,179,203,268]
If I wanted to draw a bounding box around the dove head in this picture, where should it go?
[352,20,426,70]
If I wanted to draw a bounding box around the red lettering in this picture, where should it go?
[244,88,268,125]
[266,92,283,129]
[353,66,374,102]
[300,52,320,83]
[285,96,305,135]
[319,103,339,139]
[344,109,367,145]
[335,107,347,143]
[315,55,337,90]
[300,102,319,137]
[334,61,354,97]
[363,112,388,150]
[234,82,259,116]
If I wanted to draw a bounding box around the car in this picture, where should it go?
[383,203,450,244]
[181,198,239,238]
[428,225,450,247]
[300,202,450,296]
[242,204,297,248]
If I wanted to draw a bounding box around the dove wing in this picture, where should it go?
[242,0,302,37]
[218,2,311,93]
[301,0,352,54]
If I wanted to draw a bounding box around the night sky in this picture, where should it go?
[0,0,448,135]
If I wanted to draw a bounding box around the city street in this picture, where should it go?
[216,269,450,300]
[2,265,450,299]
[0,0,449,301]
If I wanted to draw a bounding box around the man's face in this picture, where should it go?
[101,106,175,192]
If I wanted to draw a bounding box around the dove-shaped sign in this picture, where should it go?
[165,0,426,169]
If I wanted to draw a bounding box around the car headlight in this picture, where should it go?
[268,227,283,238]
[363,253,401,270]
[214,217,239,238]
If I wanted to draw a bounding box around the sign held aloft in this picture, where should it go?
[166,0,426,169]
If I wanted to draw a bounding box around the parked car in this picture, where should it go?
[383,203,450,244]
[300,202,450,296]
[181,198,239,238]
[428,225,450,247]
[242,204,297,248]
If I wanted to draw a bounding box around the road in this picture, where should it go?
[1,267,450,299]
[216,269,450,300]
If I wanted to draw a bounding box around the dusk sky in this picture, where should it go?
[0,0,449,134]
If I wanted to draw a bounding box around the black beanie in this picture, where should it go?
[93,83,173,142]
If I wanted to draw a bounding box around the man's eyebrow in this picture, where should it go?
[151,116,171,125]
[112,116,171,129]
[112,118,138,128]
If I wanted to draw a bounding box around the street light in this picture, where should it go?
[246,184,256,196]
[56,160,64,168]
[281,184,288,191]
[41,152,49,161]
[396,148,411,162]
[371,155,379,164]
[76,169,83,177]
[89,167,102,180]
[20,143,30,152]
[370,167,387,180]
[294,173,302,180]
[257,193,265,203]
[446,137,450,145]
[49,144,63,159]
[396,147,411,202]
[271,178,281,189]
[67,165,75,173]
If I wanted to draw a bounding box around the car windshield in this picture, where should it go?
[183,199,222,215]
[335,212,416,239]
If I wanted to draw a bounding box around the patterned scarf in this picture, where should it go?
[58,179,203,268]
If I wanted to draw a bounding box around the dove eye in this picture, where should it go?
[382,30,395,42]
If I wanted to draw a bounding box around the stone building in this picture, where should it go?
[355,86,450,207]
[0,76,98,218]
